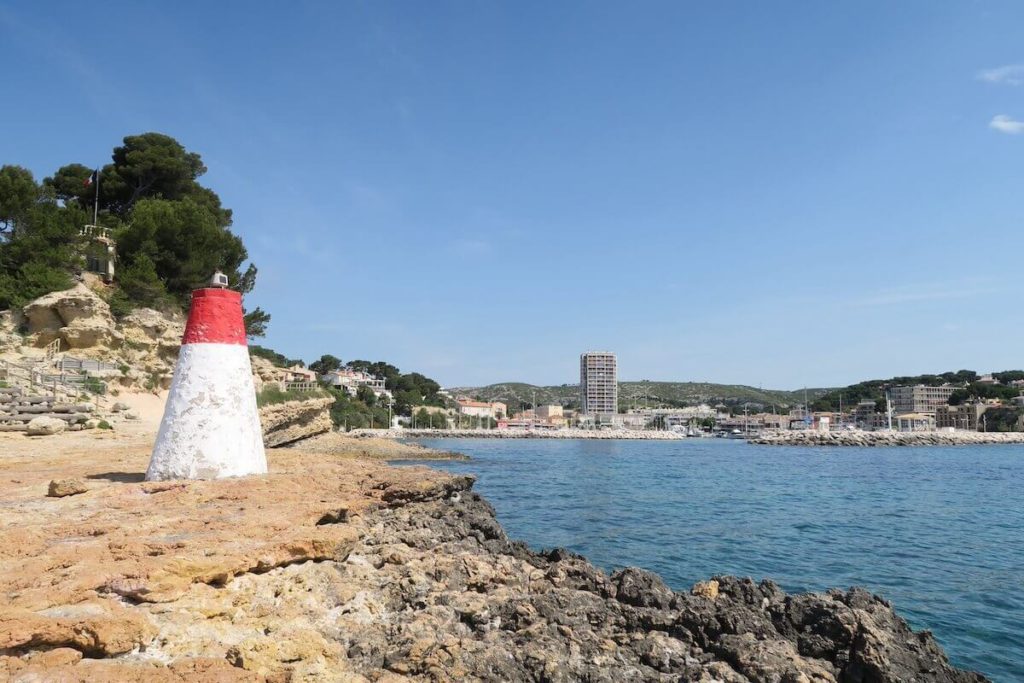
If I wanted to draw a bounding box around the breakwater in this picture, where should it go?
[751,428,1024,446]
[352,427,685,440]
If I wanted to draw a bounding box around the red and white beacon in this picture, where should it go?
[146,271,267,480]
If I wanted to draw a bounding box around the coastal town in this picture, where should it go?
[297,350,1024,439]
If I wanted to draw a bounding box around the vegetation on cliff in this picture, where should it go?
[0,133,268,336]
[454,381,832,413]
[812,369,1024,413]
[256,348,450,429]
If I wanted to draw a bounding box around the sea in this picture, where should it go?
[405,438,1023,681]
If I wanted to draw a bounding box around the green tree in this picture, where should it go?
[0,200,81,309]
[44,164,95,210]
[99,133,208,215]
[356,384,378,406]
[117,197,247,303]
[0,165,40,237]
[250,345,304,368]
[237,264,270,339]
[309,354,343,376]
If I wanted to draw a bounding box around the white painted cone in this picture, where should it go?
[146,287,266,480]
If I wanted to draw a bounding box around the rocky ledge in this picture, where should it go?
[0,434,986,682]
[751,429,1024,447]
[259,397,334,447]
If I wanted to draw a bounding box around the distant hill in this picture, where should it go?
[448,381,832,412]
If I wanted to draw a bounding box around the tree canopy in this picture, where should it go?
[1,133,268,335]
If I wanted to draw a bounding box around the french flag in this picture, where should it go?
[82,170,98,188]
[147,286,267,480]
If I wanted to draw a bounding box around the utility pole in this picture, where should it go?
[886,390,893,432]
[92,169,100,225]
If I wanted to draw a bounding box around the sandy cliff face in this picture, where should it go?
[0,432,987,683]
[3,284,185,391]
[22,283,124,350]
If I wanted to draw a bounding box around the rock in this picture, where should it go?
[48,478,87,497]
[612,566,675,608]
[692,578,720,599]
[0,441,988,682]
[124,411,139,421]
[260,397,334,447]
[112,402,129,412]
[22,283,123,350]
[120,308,184,346]
[84,419,100,430]
[27,416,66,436]
[0,310,23,353]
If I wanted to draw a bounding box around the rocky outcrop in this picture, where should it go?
[0,437,987,682]
[26,416,67,436]
[6,285,186,391]
[22,283,124,350]
[752,429,1024,446]
[259,396,334,447]
[118,307,185,389]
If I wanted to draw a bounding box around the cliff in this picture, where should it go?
[2,282,185,391]
[0,430,986,682]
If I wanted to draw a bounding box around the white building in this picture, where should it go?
[322,369,391,399]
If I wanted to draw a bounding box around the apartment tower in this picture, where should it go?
[580,352,618,419]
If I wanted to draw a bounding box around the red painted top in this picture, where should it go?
[181,288,248,346]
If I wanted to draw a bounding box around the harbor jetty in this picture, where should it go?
[752,428,1024,447]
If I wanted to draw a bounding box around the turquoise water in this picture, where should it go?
[408,438,1023,680]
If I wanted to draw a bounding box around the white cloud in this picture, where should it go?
[989,114,1024,134]
[977,64,1024,85]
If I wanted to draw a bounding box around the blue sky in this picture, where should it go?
[2,1,1023,389]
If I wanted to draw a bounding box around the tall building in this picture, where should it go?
[889,385,955,415]
[580,352,618,419]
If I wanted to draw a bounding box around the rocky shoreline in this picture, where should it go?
[353,427,686,440]
[751,429,1024,447]
[0,429,988,681]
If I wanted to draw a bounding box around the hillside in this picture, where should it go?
[450,381,832,412]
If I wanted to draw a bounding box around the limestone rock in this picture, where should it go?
[120,308,184,344]
[0,310,23,353]
[22,283,124,350]
[0,434,988,683]
[260,397,334,447]
[692,578,720,599]
[48,478,88,497]
[27,416,66,436]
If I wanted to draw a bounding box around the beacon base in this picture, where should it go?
[147,343,267,481]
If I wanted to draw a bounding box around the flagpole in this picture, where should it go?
[92,169,99,225]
